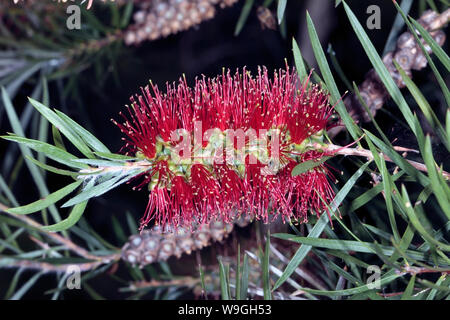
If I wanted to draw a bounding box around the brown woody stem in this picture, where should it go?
[0,203,120,273]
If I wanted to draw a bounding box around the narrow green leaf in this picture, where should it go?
[25,156,88,177]
[27,97,93,158]
[52,124,66,151]
[62,172,138,208]
[392,0,450,107]
[401,185,450,250]
[10,271,44,300]
[292,156,331,176]
[236,244,241,300]
[298,269,401,297]
[364,130,429,186]
[42,201,88,232]
[94,152,137,161]
[422,136,450,220]
[234,0,254,36]
[401,274,416,300]
[382,0,413,55]
[0,173,19,206]
[427,274,447,300]
[240,253,249,300]
[273,161,370,290]
[2,87,62,223]
[262,230,271,299]
[410,18,449,72]
[219,259,230,300]
[349,171,404,212]
[306,11,361,140]
[199,264,207,298]
[327,44,352,91]
[343,2,422,139]
[1,135,87,169]
[54,110,110,153]
[38,77,50,165]
[4,269,23,299]
[292,38,308,81]
[394,60,450,151]
[379,156,400,242]
[111,216,128,244]
[120,1,134,28]
[277,0,287,25]
[6,180,82,215]
[274,234,448,264]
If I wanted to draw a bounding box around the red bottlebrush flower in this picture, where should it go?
[115,65,337,230]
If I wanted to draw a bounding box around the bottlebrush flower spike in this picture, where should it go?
[114,65,337,230]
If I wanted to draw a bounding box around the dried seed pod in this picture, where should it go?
[411,51,428,70]
[256,6,277,30]
[122,249,141,265]
[121,215,252,267]
[397,32,415,49]
[335,9,449,134]
[159,236,178,260]
[383,51,412,88]
[123,0,239,45]
[394,48,414,71]
[430,30,446,47]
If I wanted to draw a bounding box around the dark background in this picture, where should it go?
[0,0,448,299]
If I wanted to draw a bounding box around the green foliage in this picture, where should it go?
[0,0,449,301]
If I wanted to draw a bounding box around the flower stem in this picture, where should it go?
[325,144,450,179]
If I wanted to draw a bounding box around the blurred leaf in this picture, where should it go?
[4,269,24,300]
[240,253,249,300]
[262,230,271,300]
[234,0,254,36]
[120,2,134,28]
[383,0,413,55]
[219,259,230,300]
[277,0,287,25]
[10,271,44,300]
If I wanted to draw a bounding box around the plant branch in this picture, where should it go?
[325,144,450,179]
[0,258,106,273]
[0,203,120,272]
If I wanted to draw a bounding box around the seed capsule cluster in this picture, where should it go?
[124,0,239,45]
[344,9,448,124]
[121,215,252,267]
